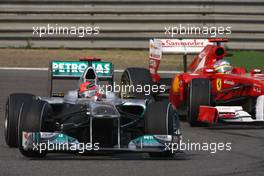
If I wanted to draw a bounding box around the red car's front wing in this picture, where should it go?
[197,95,264,124]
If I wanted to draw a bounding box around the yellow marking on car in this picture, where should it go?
[217,78,222,91]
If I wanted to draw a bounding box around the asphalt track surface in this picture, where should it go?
[0,70,264,176]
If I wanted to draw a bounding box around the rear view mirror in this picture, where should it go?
[250,68,262,75]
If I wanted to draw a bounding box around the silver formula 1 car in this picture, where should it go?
[4,58,181,158]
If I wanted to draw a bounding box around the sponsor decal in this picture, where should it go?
[253,86,261,93]
[151,39,213,54]
[52,61,112,77]
[143,136,154,140]
[52,61,87,75]
[149,59,157,67]
[92,62,111,74]
[161,39,205,47]
[149,39,162,60]
[223,80,235,86]
[216,78,222,91]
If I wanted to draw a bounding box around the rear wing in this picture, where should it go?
[149,38,228,82]
[48,59,114,96]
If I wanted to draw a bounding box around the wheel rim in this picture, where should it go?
[4,102,9,142]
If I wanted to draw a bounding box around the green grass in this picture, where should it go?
[0,49,263,71]
[227,51,264,71]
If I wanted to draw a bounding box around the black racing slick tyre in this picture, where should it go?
[145,100,180,158]
[120,67,154,100]
[18,99,52,158]
[187,78,212,127]
[4,93,35,147]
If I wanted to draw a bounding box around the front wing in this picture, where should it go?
[22,132,182,154]
[197,95,264,124]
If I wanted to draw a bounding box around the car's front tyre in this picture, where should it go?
[145,100,181,158]
[4,93,35,147]
[18,99,52,158]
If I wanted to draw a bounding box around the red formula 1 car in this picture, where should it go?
[149,39,264,126]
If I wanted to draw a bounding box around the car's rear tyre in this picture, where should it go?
[4,93,35,147]
[187,78,212,127]
[18,99,52,158]
[120,67,154,100]
[145,100,180,158]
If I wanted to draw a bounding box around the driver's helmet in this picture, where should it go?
[213,59,233,73]
[79,82,99,99]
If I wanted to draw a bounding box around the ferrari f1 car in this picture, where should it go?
[143,39,264,126]
[4,57,181,158]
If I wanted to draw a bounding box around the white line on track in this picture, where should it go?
[0,67,48,71]
[0,67,180,74]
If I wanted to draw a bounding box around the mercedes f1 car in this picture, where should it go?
[121,39,264,127]
[4,57,181,158]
